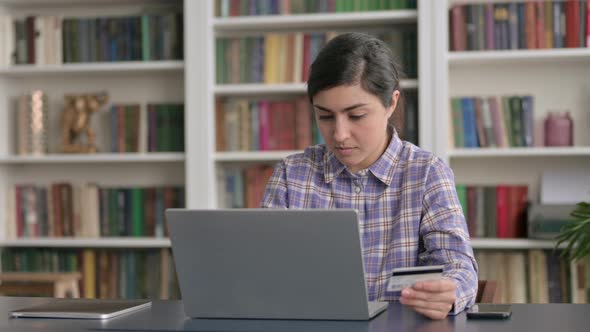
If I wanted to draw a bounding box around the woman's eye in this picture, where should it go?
[318,115,333,120]
[349,114,366,120]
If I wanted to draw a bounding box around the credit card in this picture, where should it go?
[387,265,444,292]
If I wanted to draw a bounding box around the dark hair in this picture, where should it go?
[307,32,406,137]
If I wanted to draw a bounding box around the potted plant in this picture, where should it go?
[555,202,590,261]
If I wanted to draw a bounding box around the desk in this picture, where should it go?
[0,297,588,332]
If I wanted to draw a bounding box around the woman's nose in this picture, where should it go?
[332,118,350,142]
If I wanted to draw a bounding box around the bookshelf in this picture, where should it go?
[3,0,583,303]
[199,0,434,208]
[0,0,185,299]
[435,0,590,303]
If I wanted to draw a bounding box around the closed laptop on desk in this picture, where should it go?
[166,209,387,320]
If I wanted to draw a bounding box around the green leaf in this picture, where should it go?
[556,202,590,262]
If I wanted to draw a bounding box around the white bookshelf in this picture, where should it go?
[201,0,435,208]
[435,0,590,176]
[3,0,581,302]
[0,0,187,240]
[435,0,588,303]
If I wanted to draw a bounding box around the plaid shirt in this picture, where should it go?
[261,134,478,314]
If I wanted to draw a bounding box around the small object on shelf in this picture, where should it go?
[0,272,81,298]
[544,111,573,147]
[61,92,108,153]
[16,90,49,155]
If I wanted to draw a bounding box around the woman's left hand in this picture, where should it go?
[399,278,457,320]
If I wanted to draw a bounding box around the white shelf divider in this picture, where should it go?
[0,61,184,76]
[213,10,417,31]
[471,238,559,250]
[215,150,302,162]
[0,237,171,248]
[214,79,418,96]
[449,48,590,65]
[4,237,559,250]
[0,153,185,164]
[215,83,308,96]
[448,147,590,158]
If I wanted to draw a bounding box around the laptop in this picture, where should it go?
[166,208,388,320]
[10,299,151,319]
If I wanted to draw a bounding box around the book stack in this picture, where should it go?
[456,184,529,238]
[0,11,183,65]
[450,1,590,51]
[1,248,180,300]
[216,97,319,152]
[476,249,571,303]
[450,95,534,148]
[216,29,417,84]
[6,183,185,239]
[110,103,184,153]
[217,165,274,208]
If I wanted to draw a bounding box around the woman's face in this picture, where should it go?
[312,84,399,173]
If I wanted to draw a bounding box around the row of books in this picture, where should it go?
[110,103,184,153]
[475,250,571,303]
[450,1,590,51]
[456,185,528,239]
[216,97,320,152]
[215,0,417,16]
[450,95,534,149]
[1,248,180,300]
[217,165,275,209]
[216,91,418,152]
[215,29,417,84]
[6,183,185,239]
[0,12,183,66]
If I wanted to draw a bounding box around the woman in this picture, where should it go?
[261,32,477,320]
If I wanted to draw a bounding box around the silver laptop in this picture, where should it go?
[166,209,388,320]
[10,299,151,319]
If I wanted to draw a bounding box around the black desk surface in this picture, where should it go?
[0,297,588,332]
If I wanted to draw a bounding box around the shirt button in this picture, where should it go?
[355,186,361,193]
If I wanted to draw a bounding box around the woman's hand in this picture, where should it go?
[399,278,457,320]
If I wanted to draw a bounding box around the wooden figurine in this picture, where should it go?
[61,92,108,153]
